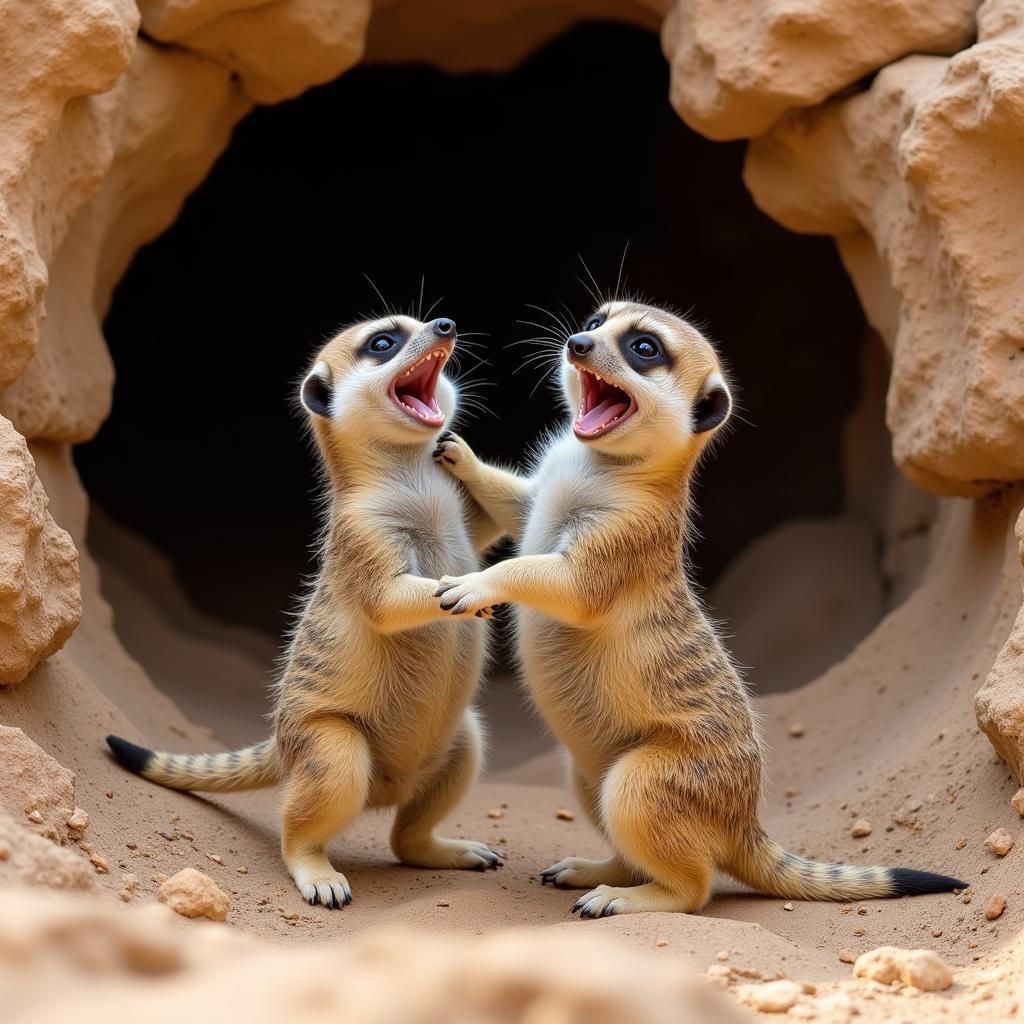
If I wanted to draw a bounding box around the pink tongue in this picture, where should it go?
[402,394,434,417]
[577,398,628,433]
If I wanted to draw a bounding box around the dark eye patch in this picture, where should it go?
[360,325,409,363]
[618,329,673,373]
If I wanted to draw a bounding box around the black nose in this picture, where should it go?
[568,333,594,357]
[433,318,456,338]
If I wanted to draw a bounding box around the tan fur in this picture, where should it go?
[434,301,960,916]
[109,315,504,908]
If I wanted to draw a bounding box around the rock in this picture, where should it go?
[746,979,803,1013]
[851,819,872,838]
[487,808,504,819]
[139,0,372,103]
[158,867,230,921]
[838,949,857,964]
[0,808,95,892]
[984,894,1006,920]
[0,420,81,682]
[0,726,77,843]
[1014,788,1024,817]
[662,0,976,140]
[984,828,1014,856]
[788,723,805,737]
[66,808,89,832]
[555,808,575,821]
[977,511,1024,782]
[746,8,1024,496]
[853,947,953,991]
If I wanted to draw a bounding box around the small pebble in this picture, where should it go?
[746,979,802,1013]
[851,819,872,839]
[655,939,669,948]
[486,808,504,819]
[788,723,805,738]
[89,853,109,874]
[716,950,730,961]
[853,927,865,937]
[838,950,857,964]
[207,854,223,864]
[984,895,1005,921]
[66,808,89,832]
[1012,788,1024,818]
[984,828,1014,856]
[26,810,43,824]
[955,837,967,850]
[0,841,10,861]
[436,900,450,908]
[555,808,575,821]
[237,866,249,874]
[783,902,794,912]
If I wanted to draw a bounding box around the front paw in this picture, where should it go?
[432,431,475,480]
[435,573,505,617]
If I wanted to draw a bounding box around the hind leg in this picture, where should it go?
[540,764,642,889]
[571,746,714,918]
[280,720,371,909]
[390,711,502,871]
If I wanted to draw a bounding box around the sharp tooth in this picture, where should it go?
[595,373,602,381]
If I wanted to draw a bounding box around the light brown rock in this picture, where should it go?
[977,510,1024,783]
[985,894,1006,920]
[0,726,77,843]
[1013,788,1024,817]
[158,867,231,921]
[745,979,802,1013]
[0,808,95,892]
[0,420,80,682]
[66,808,89,832]
[746,4,1024,496]
[662,0,975,140]
[139,0,372,103]
[851,819,872,838]
[853,946,953,991]
[984,828,1014,856]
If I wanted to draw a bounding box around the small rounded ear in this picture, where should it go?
[693,373,731,434]
[301,363,333,417]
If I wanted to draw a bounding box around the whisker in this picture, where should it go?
[577,254,604,309]
[423,294,445,321]
[614,240,630,302]
[363,273,393,315]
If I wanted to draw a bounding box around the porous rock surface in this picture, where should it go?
[0,889,743,1024]
[158,868,231,921]
[744,0,1024,497]
[0,419,80,682]
[0,809,96,893]
[0,726,77,845]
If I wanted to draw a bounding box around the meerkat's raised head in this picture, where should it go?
[560,302,732,461]
[301,315,460,447]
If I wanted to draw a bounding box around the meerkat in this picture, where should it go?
[107,314,506,909]
[430,300,965,917]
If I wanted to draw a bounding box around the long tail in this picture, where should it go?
[106,735,280,793]
[728,828,966,901]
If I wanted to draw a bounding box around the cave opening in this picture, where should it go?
[74,22,889,757]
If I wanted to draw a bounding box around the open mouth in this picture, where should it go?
[389,346,449,427]
[573,367,637,439]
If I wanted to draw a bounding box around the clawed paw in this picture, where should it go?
[397,837,504,871]
[432,431,471,476]
[571,885,625,920]
[295,870,352,910]
[435,573,505,617]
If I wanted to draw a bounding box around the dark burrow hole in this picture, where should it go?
[75,23,871,751]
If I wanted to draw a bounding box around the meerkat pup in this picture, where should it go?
[431,300,964,917]
[107,314,505,909]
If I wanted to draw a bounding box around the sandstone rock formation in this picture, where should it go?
[0,726,78,843]
[0,889,743,1024]
[977,508,1024,785]
[158,868,230,921]
[662,0,976,140]
[744,1,1024,497]
[0,421,79,682]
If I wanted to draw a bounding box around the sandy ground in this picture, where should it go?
[2,466,1023,1020]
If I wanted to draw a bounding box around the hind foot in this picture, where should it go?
[293,866,352,909]
[397,836,503,871]
[570,882,703,919]
[539,856,638,889]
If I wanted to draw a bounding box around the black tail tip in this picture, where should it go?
[106,735,153,775]
[890,868,968,896]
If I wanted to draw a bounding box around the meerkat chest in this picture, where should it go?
[370,467,477,578]
[521,446,609,556]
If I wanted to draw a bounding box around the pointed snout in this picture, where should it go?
[431,318,456,338]
[567,333,594,358]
